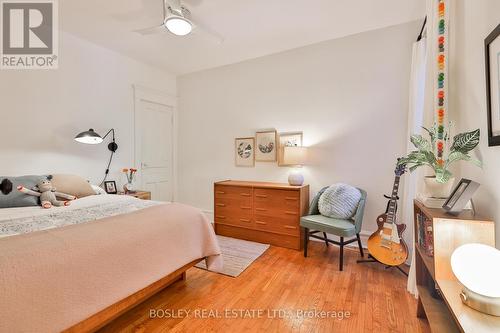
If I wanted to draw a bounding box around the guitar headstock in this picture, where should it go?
[395,158,407,176]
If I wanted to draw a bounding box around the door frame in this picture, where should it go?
[133,84,178,201]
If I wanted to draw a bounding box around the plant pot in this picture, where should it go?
[424,176,456,198]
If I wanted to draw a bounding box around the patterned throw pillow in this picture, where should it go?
[318,183,361,219]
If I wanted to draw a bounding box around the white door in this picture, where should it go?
[135,100,174,202]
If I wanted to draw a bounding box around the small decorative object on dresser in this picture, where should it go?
[283,146,307,186]
[122,168,138,193]
[214,180,309,250]
[255,130,277,162]
[104,181,118,194]
[485,23,500,146]
[442,178,480,215]
[235,137,255,167]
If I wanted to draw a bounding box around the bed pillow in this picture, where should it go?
[50,174,95,198]
[0,175,47,208]
[91,184,107,195]
[318,183,361,220]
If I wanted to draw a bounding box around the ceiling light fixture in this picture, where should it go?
[164,15,192,36]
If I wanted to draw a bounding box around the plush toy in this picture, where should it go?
[0,178,13,195]
[17,176,76,208]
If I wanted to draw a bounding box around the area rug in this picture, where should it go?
[195,235,270,277]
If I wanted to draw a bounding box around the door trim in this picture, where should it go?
[133,84,178,201]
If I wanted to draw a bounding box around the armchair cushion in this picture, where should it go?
[300,215,356,238]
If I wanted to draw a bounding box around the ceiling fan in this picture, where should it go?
[134,0,224,44]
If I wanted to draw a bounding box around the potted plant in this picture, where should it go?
[398,124,481,198]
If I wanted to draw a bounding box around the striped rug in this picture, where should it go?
[195,235,269,277]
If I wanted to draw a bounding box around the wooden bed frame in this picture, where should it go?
[62,258,203,333]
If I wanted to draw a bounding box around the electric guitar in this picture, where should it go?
[367,162,409,266]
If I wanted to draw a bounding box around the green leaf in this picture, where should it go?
[451,129,480,153]
[411,135,431,151]
[435,168,452,183]
[422,126,437,147]
[446,151,471,167]
[409,164,424,172]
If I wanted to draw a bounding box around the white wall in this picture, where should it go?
[177,21,420,240]
[452,0,500,245]
[0,32,176,186]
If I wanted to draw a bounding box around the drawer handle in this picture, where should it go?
[216,215,226,219]
[284,225,297,229]
[215,203,225,207]
[255,194,268,198]
[240,219,251,223]
[240,206,251,210]
[215,191,225,195]
[255,208,267,212]
[285,197,298,201]
[285,211,297,215]
[240,193,251,197]
[256,221,267,225]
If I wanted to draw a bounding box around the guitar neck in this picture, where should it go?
[386,175,401,224]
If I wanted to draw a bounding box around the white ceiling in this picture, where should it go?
[60,0,425,75]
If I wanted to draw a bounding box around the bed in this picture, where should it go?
[0,194,222,333]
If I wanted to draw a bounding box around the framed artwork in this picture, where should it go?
[485,24,500,146]
[278,132,303,166]
[104,181,118,194]
[235,137,255,167]
[255,130,278,162]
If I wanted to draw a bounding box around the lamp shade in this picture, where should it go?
[451,243,500,298]
[165,16,192,36]
[283,146,307,166]
[74,129,103,145]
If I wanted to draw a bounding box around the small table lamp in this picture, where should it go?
[283,146,307,186]
[451,243,500,316]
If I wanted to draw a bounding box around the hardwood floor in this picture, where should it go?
[100,242,430,333]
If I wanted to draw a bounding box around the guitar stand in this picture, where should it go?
[357,254,408,277]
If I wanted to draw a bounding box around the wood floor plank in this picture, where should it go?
[99,242,429,333]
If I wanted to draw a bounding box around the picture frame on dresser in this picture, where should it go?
[485,23,500,146]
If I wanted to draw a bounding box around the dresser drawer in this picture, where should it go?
[254,188,299,210]
[215,185,252,200]
[254,214,300,236]
[215,215,254,229]
[214,197,252,211]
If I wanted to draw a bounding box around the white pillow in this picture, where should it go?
[318,183,361,219]
[91,184,107,195]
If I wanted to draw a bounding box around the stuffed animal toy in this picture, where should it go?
[17,176,76,208]
[0,178,13,195]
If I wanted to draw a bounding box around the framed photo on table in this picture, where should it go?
[104,181,118,194]
[485,23,500,146]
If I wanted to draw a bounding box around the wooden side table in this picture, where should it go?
[121,191,151,200]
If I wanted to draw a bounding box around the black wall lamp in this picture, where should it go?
[74,128,118,184]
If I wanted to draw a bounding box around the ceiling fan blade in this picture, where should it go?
[133,24,166,35]
[192,20,224,44]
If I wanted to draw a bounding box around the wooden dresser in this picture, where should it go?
[214,180,309,250]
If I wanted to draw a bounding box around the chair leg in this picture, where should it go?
[339,237,344,271]
[323,232,329,247]
[304,228,309,257]
[356,233,364,258]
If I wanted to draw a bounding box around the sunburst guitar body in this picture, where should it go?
[367,213,408,266]
[367,160,409,266]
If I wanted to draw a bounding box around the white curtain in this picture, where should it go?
[406,0,448,296]
[404,38,427,297]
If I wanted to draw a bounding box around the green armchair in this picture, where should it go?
[300,187,367,271]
